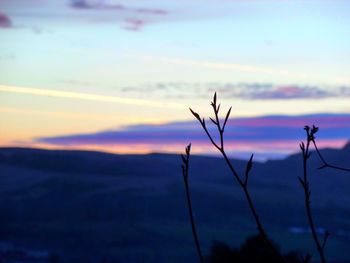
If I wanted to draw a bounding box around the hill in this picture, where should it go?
[0,144,349,262]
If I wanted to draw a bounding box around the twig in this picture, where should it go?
[190,93,287,263]
[322,231,330,250]
[311,138,350,172]
[181,144,204,263]
[302,253,312,263]
[299,125,328,263]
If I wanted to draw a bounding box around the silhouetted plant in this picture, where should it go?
[299,126,331,263]
[207,236,303,263]
[182,93,348,263]
[186,92,286,262]
[181,143,204,263]
[207,240,239,263]
[311,135,350,172]
[48,252,60,263]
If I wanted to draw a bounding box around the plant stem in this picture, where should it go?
[312,139,350,172]
[221,150,287,263]
[301,134,327,263]
[183,178,204,263]
[190,94,287,263]
[182,145,204,263]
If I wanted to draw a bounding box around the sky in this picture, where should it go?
[0,0,350,160]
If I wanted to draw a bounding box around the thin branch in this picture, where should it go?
[211,93,224,149]
[244,154,254,187]
[222,106,232,133]
[311,138,350,172]
[300,126,328,263]
[322,231,330,250]
[181,144,204,263]
[200,119,221,152]
[190,93,287,263]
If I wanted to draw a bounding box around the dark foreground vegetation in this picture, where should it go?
[182,93,350,263]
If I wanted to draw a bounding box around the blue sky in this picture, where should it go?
[0,0,349,159]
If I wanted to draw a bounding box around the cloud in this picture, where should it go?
[0,11,12,28]
[122,18,148,31]
[68,0,168,31]
[70,0,125,10]
[245,86,331,99]
[120,82,350,100]
[70,0,168,14]
[0,84,185,109]
[217,84,350,100]
[135,8,168,15]
[35,114,350,160]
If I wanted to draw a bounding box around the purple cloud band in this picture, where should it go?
[35,114,350,160]
[0,11,12,28]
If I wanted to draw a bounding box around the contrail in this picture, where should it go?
[0,84,185,109]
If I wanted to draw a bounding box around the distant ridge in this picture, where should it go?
[343,141,350,151]
[0,142,349,175]
[0,146,228,177]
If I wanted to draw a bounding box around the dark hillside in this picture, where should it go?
[0,144,349,262]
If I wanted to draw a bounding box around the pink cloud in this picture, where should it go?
[69,1,169,31]
[0,11,12,28]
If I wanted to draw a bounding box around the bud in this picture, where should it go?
[189,108,200,121]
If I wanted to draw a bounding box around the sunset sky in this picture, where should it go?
[1,0,350,160]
